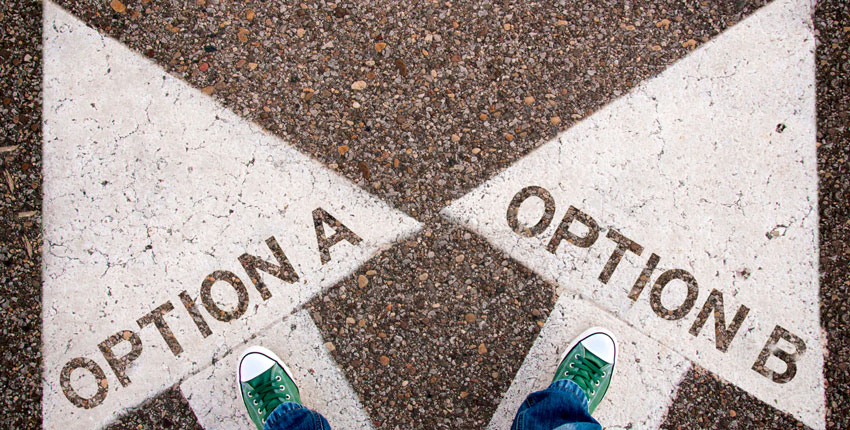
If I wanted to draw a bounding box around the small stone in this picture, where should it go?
[379,355,390,366]
[338,145,349,155]
[455,254,466,262]
[418,273,429,281]
[198,62,209,72]
[451,134,460,143]
[358,274,369,288]
[201,86,215,95]
[394,58,408,77]
[656,18,671,30]
[524,96,535,105]
[505,133,514,141]
[464,313,476,323]
[375,42,387,52]
[479,113,488,121]
[682,39,697,49]
[358,319,367,327]
[352,101,361,109]
[346,317,356,325]
[324,342,336,352]
[110,0,126,13]
[358,162,370,179]
[245,9,255,20]
[729,410,736,418]
[556,20,568,26]
[366,270,377,276]
[296,28,306,38]
[550,116,561,126]
[248,62,258,70]
[351,80,368,91]
[237,28,250,43]
[300,88,314,101]
[477,343,487,354]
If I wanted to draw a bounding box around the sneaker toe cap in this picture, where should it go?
[240,353,276,382]
[582,332,616,363]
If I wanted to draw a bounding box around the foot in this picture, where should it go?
[553,327,617,414]
[238,346,301,429]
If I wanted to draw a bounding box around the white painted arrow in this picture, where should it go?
[42,3,419,428]
[444,0,823,427]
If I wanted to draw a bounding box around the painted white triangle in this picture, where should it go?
[42,2,420,428]
[443,0,823,427]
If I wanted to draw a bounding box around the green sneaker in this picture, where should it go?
[553,327,617,414]
[237,346,301,429]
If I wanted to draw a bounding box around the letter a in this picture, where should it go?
[313,208,363,264]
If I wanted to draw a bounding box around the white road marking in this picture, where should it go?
[444,0,823,427]
[489,293,690,430]
[180,310,373,430]
[42,3,420,428]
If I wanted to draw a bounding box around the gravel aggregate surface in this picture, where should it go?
[105,387,202,430]
[814,0,850,428]
[2,0,847,428]
[0,0,43,428]
[308,219,555,429]
[661,366,804,429]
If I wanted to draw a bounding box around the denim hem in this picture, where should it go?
[547,379,590,411]
[264,402,305,429]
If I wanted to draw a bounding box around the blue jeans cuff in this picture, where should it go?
[272,401,304,413]
[547,379,590,411]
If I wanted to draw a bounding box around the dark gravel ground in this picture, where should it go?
[814,0,850,428]
[661,367,805,429]
[105,387,202,430]
[2,0,847,428]
[307,219,555,429]
[0,0,43,429]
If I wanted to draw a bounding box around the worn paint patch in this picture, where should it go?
[443,0,823,427]
[42,3,420,427]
